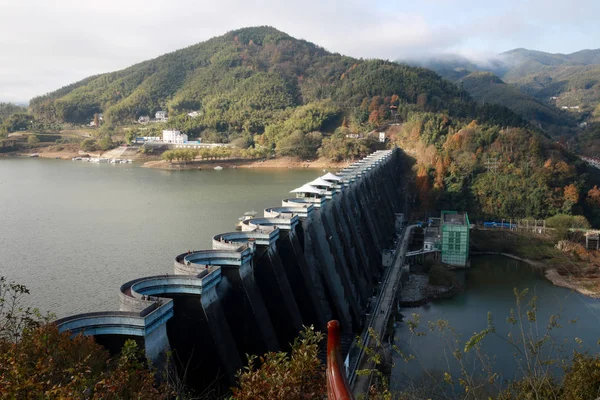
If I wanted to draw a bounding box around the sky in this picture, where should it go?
[1,0,599,103]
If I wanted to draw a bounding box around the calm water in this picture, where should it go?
[0,158,321,317]
[392,255,600,392]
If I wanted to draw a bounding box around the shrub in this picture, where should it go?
[81,138,97,152]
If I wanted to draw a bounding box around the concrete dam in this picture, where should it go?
[55,148,409,389]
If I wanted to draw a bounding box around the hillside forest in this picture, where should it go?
[1,27,599,226]
[410,49,600,156]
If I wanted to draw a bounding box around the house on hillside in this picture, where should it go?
[138,115,150,124]
[187,111,201,118]
[162,129,188,144]
[155,111,168,121]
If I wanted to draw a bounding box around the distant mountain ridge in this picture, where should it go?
[403,48,600,134]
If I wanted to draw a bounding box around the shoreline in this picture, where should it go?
[471,252,600,298]
[1,147,352,170]
[142,157,351,170]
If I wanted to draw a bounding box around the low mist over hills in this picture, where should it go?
[404,48,600,137]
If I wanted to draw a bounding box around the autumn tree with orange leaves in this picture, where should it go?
[563,184,580,213]
[587,185,600,209]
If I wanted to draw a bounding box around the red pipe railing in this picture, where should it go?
[326,320,355,400]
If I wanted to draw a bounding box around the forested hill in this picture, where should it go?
[405,48,600,136]
[29,26,510,136]
[10,27,600,225]
[458,72,577,135]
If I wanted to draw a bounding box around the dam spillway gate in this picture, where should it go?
[55,149,409,389]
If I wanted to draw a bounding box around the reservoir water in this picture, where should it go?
[392,254,600,393]
[0,158,321,317]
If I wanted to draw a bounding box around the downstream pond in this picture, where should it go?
[0,158,321,317]
[391,254,600,394]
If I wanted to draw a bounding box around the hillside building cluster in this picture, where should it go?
[137,111,169,124]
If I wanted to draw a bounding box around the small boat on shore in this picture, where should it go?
[214,166,223,170]
[29,153,39,158]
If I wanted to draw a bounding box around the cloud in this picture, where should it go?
[0,0,598,102]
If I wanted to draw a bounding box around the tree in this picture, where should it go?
[27,134,40,147]
[97,135,115,151]
[125,129,139,144]
[162,150,176,163]
[415,164,431,211]
[0,277,171,399]
[560,351,600,400]
[81,138,97,152]
[231,326,326,399]
[275,130,322,160]
[1,112,33,133]
[562,184,579,214]
[546,214,590,240]
[586,185,600,209]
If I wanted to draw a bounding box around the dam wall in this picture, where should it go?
[55,148,408,389]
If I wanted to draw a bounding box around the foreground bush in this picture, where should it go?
[231,326,326,400]
[0,277,170,399]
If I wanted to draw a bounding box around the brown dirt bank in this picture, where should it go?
[142,157,351,170]
[3,144,86,160]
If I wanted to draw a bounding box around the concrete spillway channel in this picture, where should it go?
[54,148,407,389]
[238,216,305,348]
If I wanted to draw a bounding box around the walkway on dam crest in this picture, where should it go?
[352,224,416,396]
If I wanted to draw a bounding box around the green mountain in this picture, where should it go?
[406,48,600,134]
[30,26,479,139]
[458,71,576,134]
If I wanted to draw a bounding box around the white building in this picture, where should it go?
[187,111,201,118]
[155,111,168,121]
[138,115,150,124]
[162,130,188,144]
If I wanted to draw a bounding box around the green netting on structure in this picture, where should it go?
[441,211,470,267]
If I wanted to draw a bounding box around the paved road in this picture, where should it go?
[352,224,416,396]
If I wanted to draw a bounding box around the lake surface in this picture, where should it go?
[0,158,321,317]
[391,254,600,393]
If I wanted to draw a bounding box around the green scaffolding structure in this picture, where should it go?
[441,211,470,267]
